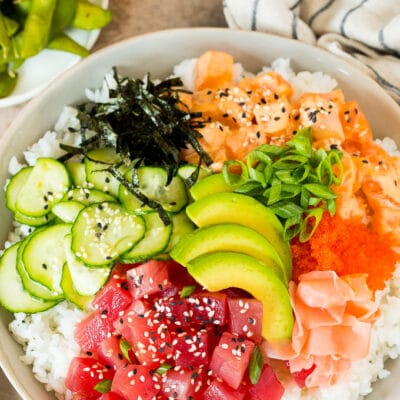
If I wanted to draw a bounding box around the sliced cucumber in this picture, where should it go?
[63,187,116,204]
[16,235,64,301]
[71,202,145,266]
[178,163,211,181]
[5,166,53,227]
[6,166,33,212]
[52,201,85,223]
[22,224,71,292]
[64,234,111,296]
[65,160,87,187]
[15,158,71,217]
[14,211,55,227]
[60,263,92,310]
[165,210,195,252]
[121,211,172,262]
[122,166,188,213]
[119,184,152,213]
[85,147,127,197]
[0,243,58,313]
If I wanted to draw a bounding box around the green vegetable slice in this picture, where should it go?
[71,202,145,266]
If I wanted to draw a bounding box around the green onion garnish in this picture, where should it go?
[222,127,343,241]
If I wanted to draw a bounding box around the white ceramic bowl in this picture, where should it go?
[0,28,399,400]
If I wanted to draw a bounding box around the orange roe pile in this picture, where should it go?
[291,213,399,291]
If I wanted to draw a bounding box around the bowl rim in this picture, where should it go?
[1,26,400,400]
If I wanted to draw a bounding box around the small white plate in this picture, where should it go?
[0,0,109,108]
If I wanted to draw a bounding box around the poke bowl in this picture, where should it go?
[0,28,400,400]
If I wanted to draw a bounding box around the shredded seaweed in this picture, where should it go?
[59,68,213,220]
[60,69,211,171]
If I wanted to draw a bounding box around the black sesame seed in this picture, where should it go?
[42,263,47,270]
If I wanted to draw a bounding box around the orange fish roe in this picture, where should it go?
[291,213,399,291]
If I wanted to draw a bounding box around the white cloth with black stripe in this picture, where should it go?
[223,0,400,102]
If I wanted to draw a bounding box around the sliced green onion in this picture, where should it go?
[222,160,248,186]
[272,154,308,170]
[256,143,286,157]
[287,127,312,157]
[299,208,323,242]
[94,379,112,394]
[180,285,196,298]
[221,127,343,241]
[120,339,133,363]
[248,346,264,385]
[303,183,337,199]
[156,363,173,375]
[234,181,264,196]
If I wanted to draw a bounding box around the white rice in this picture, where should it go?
[9,302,86,398]
[5,58,400,400]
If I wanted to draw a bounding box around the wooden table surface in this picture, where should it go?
[0,1,226,398]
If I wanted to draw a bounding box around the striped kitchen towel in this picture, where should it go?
[223,0,400,102]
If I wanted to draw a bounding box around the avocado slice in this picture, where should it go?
[187,251,294,341]
[171,223,287,283]
[190,173,236,201]
[186,192,292,280]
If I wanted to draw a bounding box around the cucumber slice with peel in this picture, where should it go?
[21,224,71,292]
[6,166,33,212]
[64,234,111,296]
[52,201,85,223]
[63,187,116,204]
[60,263,92,310]
[65,160,87,187]
[6,166,54,226]
[0,243,58,313]
[121,166,188,213]
[71,202,145,266]
[121,211,172,262]
[85,147,127,197]
[165,210,195,252]
[17,235,64,301]
[15,158,71,217]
